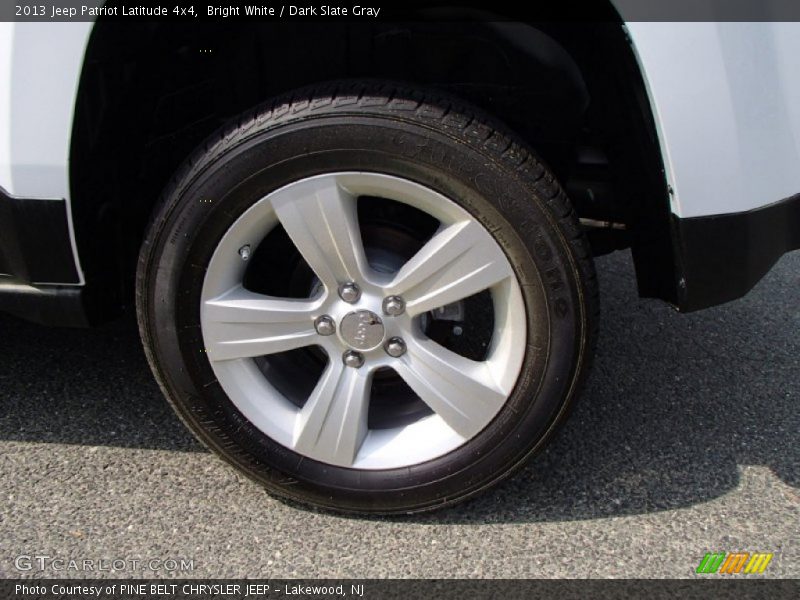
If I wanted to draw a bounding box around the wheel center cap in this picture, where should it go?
[340,310,385,351]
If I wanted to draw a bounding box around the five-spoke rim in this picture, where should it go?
[200,173,527,469]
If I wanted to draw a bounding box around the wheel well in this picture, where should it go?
[70,17,675,319]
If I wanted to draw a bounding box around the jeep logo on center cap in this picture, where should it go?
[340,310,385,351]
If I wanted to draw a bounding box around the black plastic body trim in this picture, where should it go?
[0,187,90,326]
[0,186,81,284]
[673,193,800,312]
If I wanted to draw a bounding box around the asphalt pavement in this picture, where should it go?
[1,250,798,578]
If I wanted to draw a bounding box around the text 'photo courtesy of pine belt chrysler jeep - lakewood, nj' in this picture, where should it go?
[1,1,799,514]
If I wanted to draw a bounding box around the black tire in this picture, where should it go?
[136,81,598,514]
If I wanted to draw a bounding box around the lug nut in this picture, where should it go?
[314,315,335,336]
[338,282,361,303]
[343,350,365,369]
[382,295,405,316]
[384,337,407,358]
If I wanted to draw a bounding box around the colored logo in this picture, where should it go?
[696,552,773,574]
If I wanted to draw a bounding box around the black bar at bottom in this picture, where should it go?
[2,579,799,600]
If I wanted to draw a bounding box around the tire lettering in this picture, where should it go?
[535,235,570,319]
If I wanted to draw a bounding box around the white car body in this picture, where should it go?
[1,15,798,321]
[3,21,800,218]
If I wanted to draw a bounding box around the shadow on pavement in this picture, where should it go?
[1,250,797,522]
[0,308,201,453]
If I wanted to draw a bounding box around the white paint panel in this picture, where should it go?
[2,22,93,285]
[625,22,800,218]
[9,22,93,198]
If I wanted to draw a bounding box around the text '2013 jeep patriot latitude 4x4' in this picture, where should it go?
[1,3,799,513]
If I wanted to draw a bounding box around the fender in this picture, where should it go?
[1,16,799,319]
[0,22,92,285]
